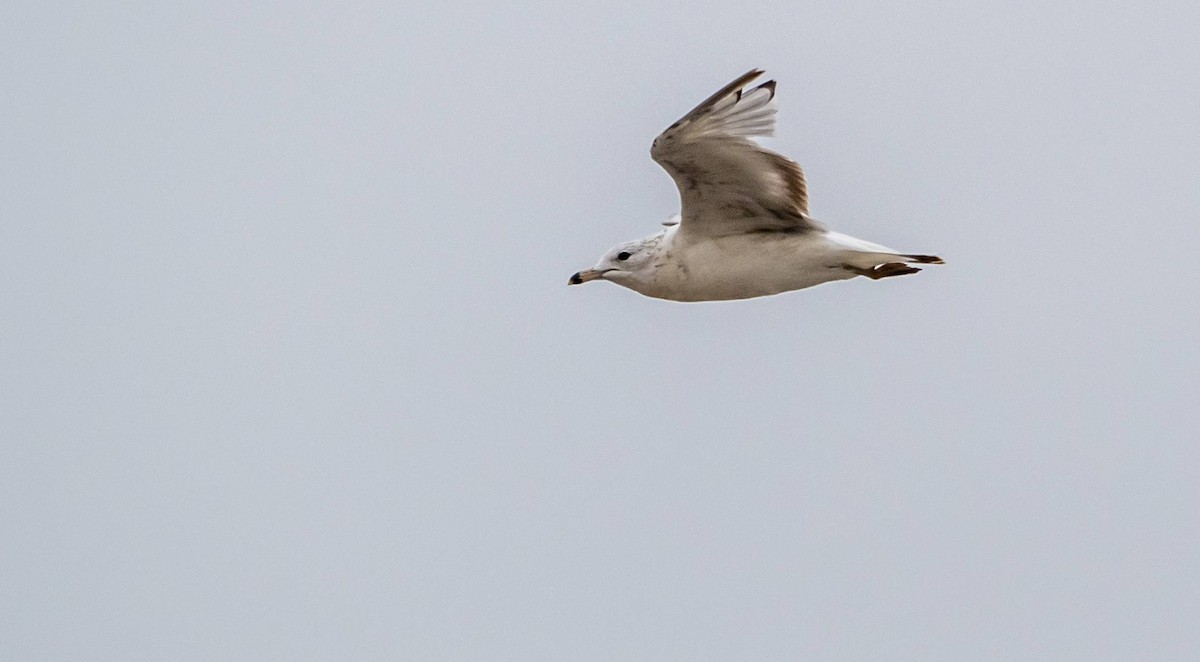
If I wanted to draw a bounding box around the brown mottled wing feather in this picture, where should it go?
[650,70,821,239]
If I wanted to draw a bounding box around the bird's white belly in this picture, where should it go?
[648,233,855,301]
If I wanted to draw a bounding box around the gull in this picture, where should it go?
[569,69,942,301]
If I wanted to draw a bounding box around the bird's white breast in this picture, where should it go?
[643,231,856,302]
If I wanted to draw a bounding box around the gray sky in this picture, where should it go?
[3,1,1199,660]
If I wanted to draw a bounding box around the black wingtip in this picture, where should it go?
[905,254,945,264]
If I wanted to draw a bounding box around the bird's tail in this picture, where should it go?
[840,251,945,280]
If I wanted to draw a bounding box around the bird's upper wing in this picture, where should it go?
[650,69,822,238]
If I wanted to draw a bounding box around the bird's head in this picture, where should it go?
[568,237,659,289]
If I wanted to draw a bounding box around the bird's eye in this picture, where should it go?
[617,251,632,261]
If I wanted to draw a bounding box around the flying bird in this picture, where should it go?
[569,69,942,301]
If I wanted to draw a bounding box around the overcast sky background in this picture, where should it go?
[3,2,1199,660]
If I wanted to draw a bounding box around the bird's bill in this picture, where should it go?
[568,268,609,285]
